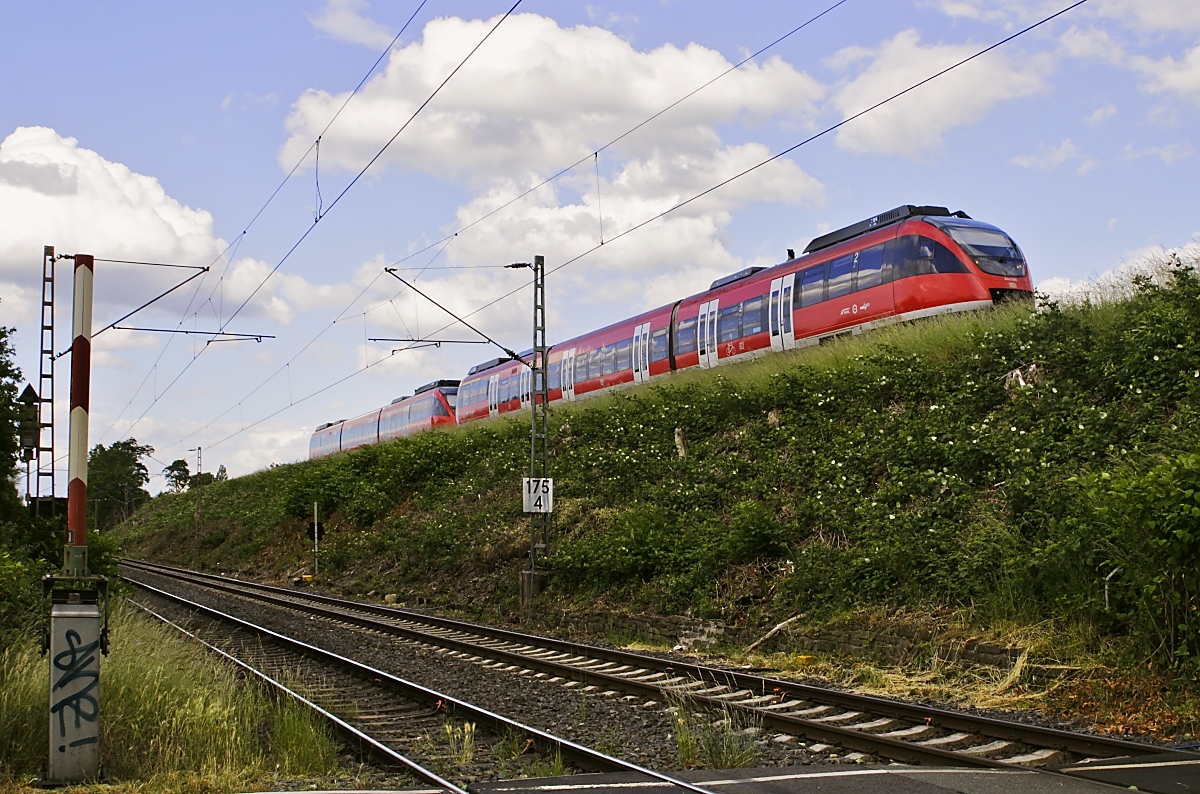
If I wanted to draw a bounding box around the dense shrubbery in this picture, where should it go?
[121,262,1200,673]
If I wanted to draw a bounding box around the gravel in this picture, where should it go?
[125,568,846,781]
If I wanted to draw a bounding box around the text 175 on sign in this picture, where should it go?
[522,478,553,513]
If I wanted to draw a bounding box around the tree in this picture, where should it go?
[0,326,25,526]
[188,471,214,488]
[88,439,154,531]
[163,459,190,492]
[214,464,228,481]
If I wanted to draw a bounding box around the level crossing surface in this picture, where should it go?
[467,761,1194,794]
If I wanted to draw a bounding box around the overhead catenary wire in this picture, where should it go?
[182,0,1090,455]
[157,1,852,455]
[96,0,432,445]
[105,0,518,449]
[381,0,853,272]
[218,0,526,334]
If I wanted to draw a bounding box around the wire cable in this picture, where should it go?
[184,0,1089,455]
[96,0,431,445]
[108,0,517,446]
[381,0,852,272]
[219,0,525,333]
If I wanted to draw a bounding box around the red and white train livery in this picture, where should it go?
[311,205,1031,457]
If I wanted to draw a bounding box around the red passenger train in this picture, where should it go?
[310,205,1031,458]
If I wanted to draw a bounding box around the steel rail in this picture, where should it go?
[123,564,1017,767]
[124,575,719,794]
[123,559,1171,762]
[128,599,465,794]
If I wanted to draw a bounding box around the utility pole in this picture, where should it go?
[189,446,203,554]
[508,256,551,623]
[42,253,107,785]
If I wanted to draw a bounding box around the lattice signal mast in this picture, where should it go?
[35,245,57,515]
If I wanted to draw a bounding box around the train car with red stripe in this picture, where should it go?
[317,204,1031,452]
[454,204,1030,421]
[308,380,459,459]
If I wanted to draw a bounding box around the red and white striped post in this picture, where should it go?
[46,252,102,785]
[64,253,93,576]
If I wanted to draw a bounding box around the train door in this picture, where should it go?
[487,374,500,417]
[697,299,720,368]
[561,348,577,402]
[769,273,797,352]
[519,367,532,410]
[632,322,651,384]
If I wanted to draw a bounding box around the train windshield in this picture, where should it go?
[939,222,1026,277]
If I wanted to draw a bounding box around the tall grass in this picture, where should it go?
[0,600,337,790]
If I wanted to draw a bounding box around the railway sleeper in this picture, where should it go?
[959,740,1016,758]
[845,717,901,733]
[915,732,974,748]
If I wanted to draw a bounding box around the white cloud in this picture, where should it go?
[1038,240,1200,304]
[1058,25,1124,64]
[1132,43,1200,105]
[281,13,824,183]
[310,0,396,49]
[1085,103,1117,124]
[1093,0,1200,34]
[830,30,1050,158]
[1122,141,1194,165]
[929,0,1200,33]
[281,12,825,336]
[1010,139,1097,174]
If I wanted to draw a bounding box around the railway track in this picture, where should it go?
[129,577,717,794]
[123,558,1178,774]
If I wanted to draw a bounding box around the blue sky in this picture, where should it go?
[1,0,1197,490]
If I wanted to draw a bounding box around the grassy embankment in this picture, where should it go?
[0,601,338,793]
[118,258,1200,731]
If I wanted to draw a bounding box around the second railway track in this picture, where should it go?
[122,558,1180,776]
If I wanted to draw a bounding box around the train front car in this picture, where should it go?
[797,205,1031,336]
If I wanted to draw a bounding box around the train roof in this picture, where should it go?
[709,266,767,291]
[803,205,971,254]
[466,356,508,376]
[415,378,460,394]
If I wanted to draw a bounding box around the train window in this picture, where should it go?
[575,351,589,383]
[854,244,886,291]
[586,348,601,380]
[781,282,793,334]
[432,399,449,417]
[650,327,669,361]
[742,296,767,336]
[718,303,741,342]
[443,389,457,410]
[800,265,825,307]
[549,361,561,391]
[828,254,854,299]
[675,315,697,354]
[895,235,968,278]
[940,223,1025,276]
[616,339,631,371]
[601,344,617,375]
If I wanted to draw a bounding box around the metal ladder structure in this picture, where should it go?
[527,255,550,618]
[34,245,57,516]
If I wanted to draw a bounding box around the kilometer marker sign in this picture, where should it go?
[523,478,553,513]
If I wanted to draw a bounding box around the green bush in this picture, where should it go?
[117,260,1200,674]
